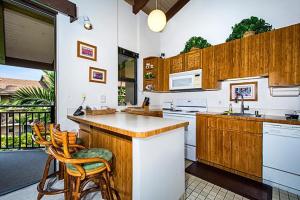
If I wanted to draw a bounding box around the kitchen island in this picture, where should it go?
[68,112,188,200]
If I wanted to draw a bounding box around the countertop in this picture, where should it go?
[68,112,189,138]
[197,112,300,125]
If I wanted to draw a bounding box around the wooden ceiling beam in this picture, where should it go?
[166,0,190,21]
[133,0,149,14]
[5,57,54,71]
[22,0,77,21]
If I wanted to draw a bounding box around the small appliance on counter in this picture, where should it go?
[285,111,299,120]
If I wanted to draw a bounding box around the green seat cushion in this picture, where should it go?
[66,148,112,171]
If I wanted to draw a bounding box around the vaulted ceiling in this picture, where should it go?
[124,0,190,21]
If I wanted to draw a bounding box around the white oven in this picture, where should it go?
[169,69,202,90]
[163,112,196,161]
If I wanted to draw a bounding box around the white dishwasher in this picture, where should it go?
[263,122,300,194]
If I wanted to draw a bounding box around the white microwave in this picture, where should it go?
[169,69,202,90]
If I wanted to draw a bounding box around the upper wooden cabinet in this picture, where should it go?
[144,23,300,90]
[143,57,163,91]
[202,46,219,90]
[215,39,241,80]
[185,49,202,71]
[268,24,300,86]
[170,54,185,74]
[241,32,271,78]
[162,58,171,91]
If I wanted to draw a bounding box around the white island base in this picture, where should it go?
[133,127,185,200]
[68,113,188,200]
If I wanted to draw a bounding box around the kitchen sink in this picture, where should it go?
[221,113,255,117]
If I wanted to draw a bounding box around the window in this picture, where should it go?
[118,47,138,106]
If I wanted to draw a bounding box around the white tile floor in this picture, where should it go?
[0,160,298,200]
[184,160,300,200]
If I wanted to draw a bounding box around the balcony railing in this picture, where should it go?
[0,105,55,150]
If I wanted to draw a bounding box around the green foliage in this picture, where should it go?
[12,71,55,105]
[144,72,155,79]
[118,86,126,106]
[0,133,40,150]
[182,36,211,53]
[226,16,272,42]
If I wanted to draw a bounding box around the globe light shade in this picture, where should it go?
[147,9,167,32]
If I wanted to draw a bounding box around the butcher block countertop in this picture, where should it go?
[197,112,300,125]
[68,112,188,138]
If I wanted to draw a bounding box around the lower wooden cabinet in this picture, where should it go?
[196,115,262,179]
[231,131,262,177]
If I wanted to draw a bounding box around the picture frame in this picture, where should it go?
[77,41,97,61]
[230,82,258,101]
[89,67,106,84]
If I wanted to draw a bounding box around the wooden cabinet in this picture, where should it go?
[143,57,163,91]
[196,115,208,161]
[170,54,185,74]
[202,46,219,90]
[241,32,271,78]
[232,131,262,177]
[215,39,241,80]
[144,23,300,90]
[162,58,171,91]
[185,49,201,71]
[269,24,300,86]
[196,115,262,179]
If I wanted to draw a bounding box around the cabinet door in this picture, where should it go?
[269,24,300,86]
[241,32,271,78]
[215,40,241,80]
[231,131,262,177]
[202,47,219,90]
[170,54,185,73]
[185,49,201,71]
[222,130,232,168]
[162,58,170,91]
[207,128,223,165]
[196,115,208,161]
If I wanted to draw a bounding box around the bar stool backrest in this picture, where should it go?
[32,122,57,146]
[50,126,77,158]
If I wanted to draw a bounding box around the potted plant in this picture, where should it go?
[226,16,273,42]
[144,72,155,79]
[181,36,211,53]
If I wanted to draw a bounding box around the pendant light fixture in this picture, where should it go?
[147,0,167,32]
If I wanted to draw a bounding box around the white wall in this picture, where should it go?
[117,0,161,106]
[56,0,161,129]
[153,0,300,115]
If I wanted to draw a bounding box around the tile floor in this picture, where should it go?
[0,160,298,200]
[184,160,300,200]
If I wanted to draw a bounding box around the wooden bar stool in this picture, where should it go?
[32,122,68,200]
[32,122,82,200]
[48,127,120,200]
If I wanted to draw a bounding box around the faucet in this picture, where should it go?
[234,92,249,114]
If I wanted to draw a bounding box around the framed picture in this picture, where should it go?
[77,41,97,61]
[89,67,106,84]
[230,82,258,101]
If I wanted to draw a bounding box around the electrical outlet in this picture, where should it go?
[100,95,106,103]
